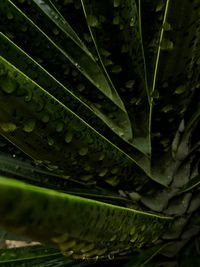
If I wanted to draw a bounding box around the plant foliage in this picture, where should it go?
[0,0,199,266]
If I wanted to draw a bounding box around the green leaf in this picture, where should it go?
[81,0,151,154]
[0,176,171,260]
[4,0,134,143]
[0,55,163,189]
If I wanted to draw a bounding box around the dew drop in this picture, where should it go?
[120,233,127,242]
[130,18,135,27]
[62,250,74,257]
[105,176,120,186]
[125,80,135,89]
[98,153,105,161]
[0,122,17,132]
[108,254,115,260]
[77,83,85,92]
[56,122,64,132]
[84,164,91,171]
[162,104,173,113]
[113,0,120,7]
[1,79,17,94]
[163,22,172,31]
[46,164,58,171]
[41,114,50,123]
[65,132,73,143]
[130,225,136,235]
[80,175,93,181]
[7,12,14,20]
[23,120,36,133]
[78,147,88,156]
[111,65,122,73]
[80,243,95,253]
[87,15,99,27]
[156,0,165,12]
[72,254,84,260]
[47,136,54,146]
[51,233,69,243]
[110,234,117,241]
[24,91,33,102]
[113,16,120,25]
[175,85,186,94]
[59,240,76,251]
[130,234,138,243]
[98,168,108,177]
[160,39,174,50]
[111,167,119,174]
[53,28,60,35]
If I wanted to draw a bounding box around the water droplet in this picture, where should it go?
[21,24,28,32]
[7,12,14,20]
[160,39,174,50]
[72,254,84,260]
[163,22,172,31]
[130,234,138,243]
[110,234,117,241]
[82,248,102,258]
[156,0,165,12]
[120,233,127,242]
[103,58,113,66]
[77,84,85,92]
[47,136,54,146]
[56,122,64,132]
[98,153,105,161]
[175,85,186,94]
[62,250,74,257]
[111,65,122,73]
[41,114,50,123]
[52,233,69,243]
[130,225,136,235]
[113,16,120,25]
[125,80,135,89]
[24,91,33,102]
[98,168,108,177]
[130,18,135,27]
[83,33,92,42]
[105,176,120,186]
[111,167,119,174]
[128,192,141,201]
[113,0,120,7]
[80,243,95,253]
[80,175,93,181]
[59,240,76,251]
[84,164,91,171]
[46,164,58,171]
[0,122,17,132]
[23,120,36,133]
[87,15,99,27]
[108,254,115,260]
[78,147,88,156]
[1,79,17,94]
[53,28,60,35]
[36,98,45,112]
[65,132,73,143]
[99,48,111,57]
[162,104,173,113]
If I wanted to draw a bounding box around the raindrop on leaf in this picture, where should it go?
[23,120,36,133]
[87,15,99,27]
[1,79,17,94]
[0,122,17,132]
